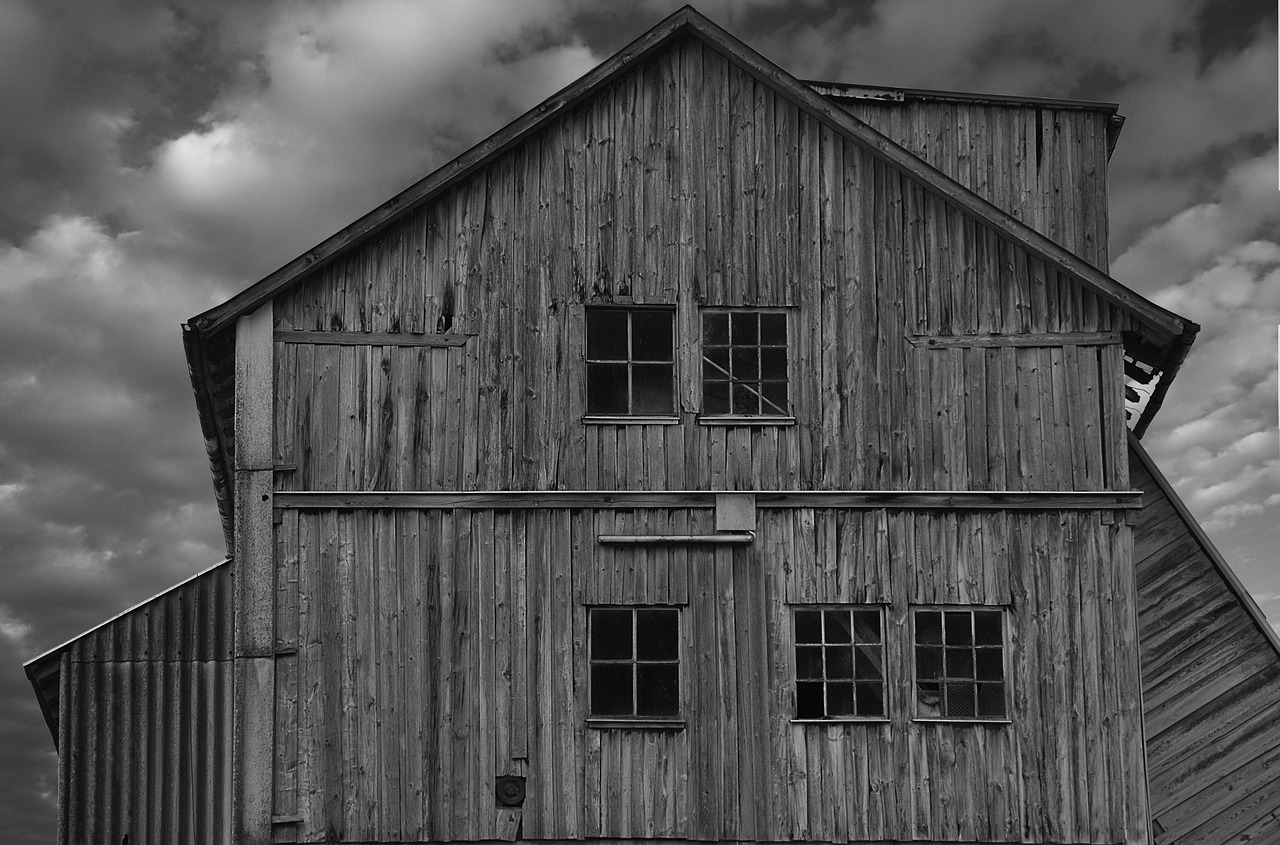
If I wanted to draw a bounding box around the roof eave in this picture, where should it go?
[183,322,235,554]
[1133,321,1200,439]
[805,79,1121,114]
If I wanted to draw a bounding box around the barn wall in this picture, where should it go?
[1131,444,1280,844]
[271,36,1132,495]
[834,98,1113,270]
[56,562,234,845]
[271,506,1147,843]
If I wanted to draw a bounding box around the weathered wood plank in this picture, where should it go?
[274,329,472,347]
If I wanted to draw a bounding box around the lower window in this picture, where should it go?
[589,607,679,718]
[794,607,885,718]
[914,607,1007,719]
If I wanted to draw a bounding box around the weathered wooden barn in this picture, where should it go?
[25,7,1280,844]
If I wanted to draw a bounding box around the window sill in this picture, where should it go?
[790,717,890,724]
[913,717,1012,725]
[697,415,796,426]
[587,718,685,731]
[583,415,680,425]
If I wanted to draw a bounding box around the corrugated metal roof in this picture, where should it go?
[24,557,233,744]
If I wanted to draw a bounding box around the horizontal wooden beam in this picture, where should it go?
[274,330,472,347]
[276,492,715,509]
[906,331,1121,349]
[755,492,1142,509]
[598,532,756,545]
[274,490,1142,510]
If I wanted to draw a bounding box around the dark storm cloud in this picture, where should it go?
[0,1,271,241]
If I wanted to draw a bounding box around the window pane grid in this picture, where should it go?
[914,609,1006,719]
[586,309,674,415]
[702,310,788,416]
[794,608,884,719]
[590,607,679,718]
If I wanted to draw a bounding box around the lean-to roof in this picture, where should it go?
[23,558,234,743]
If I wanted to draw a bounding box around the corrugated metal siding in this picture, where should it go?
[56,562,234,845]
[1131,442,1280,844]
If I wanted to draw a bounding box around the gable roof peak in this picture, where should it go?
[183,7,1197,549]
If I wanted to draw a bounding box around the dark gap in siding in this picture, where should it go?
[1035,108,1044,171]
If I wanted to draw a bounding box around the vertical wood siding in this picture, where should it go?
[272,37,1131,496]
[57,563,234,845]
[1132,447,1280,844]
[274,506,1146,843]
[837,99,1113,270]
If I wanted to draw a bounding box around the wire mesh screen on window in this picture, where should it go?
[702,310,788,416]
[794,608,884,718]
[914,609,1006,719]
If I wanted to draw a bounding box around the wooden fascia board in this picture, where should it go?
[806,79,1122,115]
[188,6,704,336]
[1129,432,1280,660]
[686,12,1191,344]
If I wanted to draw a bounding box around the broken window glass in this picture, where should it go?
[702,309,788,416]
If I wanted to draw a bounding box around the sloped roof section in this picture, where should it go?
[186,6,1191,339]
[184,5,1198,543]
[24,558,233,744]
[1130,434,1280,843]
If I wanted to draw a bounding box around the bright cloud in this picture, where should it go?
[137,0,597,280]
[0,606,32,650]
[1130,151,1280,544]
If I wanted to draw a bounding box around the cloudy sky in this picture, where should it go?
[0,0,1276,839]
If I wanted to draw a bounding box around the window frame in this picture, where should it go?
[910,605,1011,724]
[790,605,889,723]
[586,605,684,729]
[698,307,795,424]
[583,305,678,423]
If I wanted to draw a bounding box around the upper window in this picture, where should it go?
[589,607,680,719]
[794,607,885,719]
[586,308,675,416]
[702,309,789,417]
[914,608,1007,720]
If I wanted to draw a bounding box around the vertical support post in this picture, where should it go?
[234,302,275,845]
